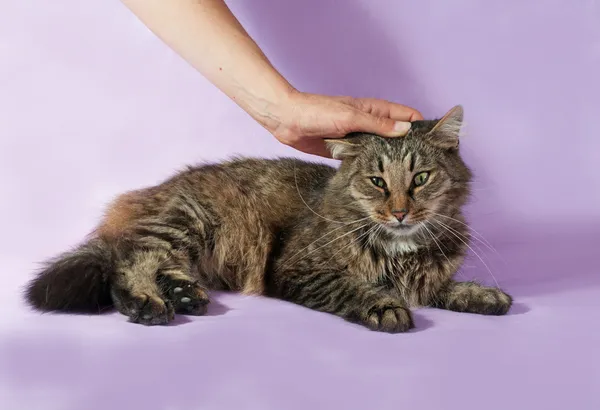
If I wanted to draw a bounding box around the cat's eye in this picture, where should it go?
[413,172,430,187]
[370,177,387,189]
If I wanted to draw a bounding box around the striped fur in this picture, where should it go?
[25,107,512,332]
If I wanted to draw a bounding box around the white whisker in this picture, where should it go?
[423,221,453,267]
[431,217,501,267]
[326,223,379,263]
[279,223,370,270]
[429,219,500,288]
[276,216,372,271]
[294,165,343,224]
[428,211,501,258]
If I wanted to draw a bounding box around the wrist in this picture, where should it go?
[253,87,305,143]
[234,79,299,138]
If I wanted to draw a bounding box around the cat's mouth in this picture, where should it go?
[371,212,422,236]
[388,222,412,230]
[382,220,421,236]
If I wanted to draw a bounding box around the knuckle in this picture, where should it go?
[375,115,390,128]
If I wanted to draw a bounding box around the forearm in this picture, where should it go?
[120,0,423,158]
[121,0,293,132]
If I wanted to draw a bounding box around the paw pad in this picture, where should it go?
[159,277,210,316]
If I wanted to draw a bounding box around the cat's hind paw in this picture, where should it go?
[159,276,210,316]
[126,293,175,326]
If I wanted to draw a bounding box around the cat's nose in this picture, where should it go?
[391,209,408,222]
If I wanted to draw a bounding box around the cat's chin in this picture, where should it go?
[381,222,421,238]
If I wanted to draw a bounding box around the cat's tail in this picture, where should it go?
[24,238,114,313]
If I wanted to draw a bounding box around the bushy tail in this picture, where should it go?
[25,239,114,313]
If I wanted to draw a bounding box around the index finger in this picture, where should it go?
[353,98,424,122]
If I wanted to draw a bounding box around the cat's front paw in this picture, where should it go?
[361,297,414,333]
[448,285,512,316]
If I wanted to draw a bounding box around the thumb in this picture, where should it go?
[349,110,412,137]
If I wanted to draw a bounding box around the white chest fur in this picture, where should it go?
[383,238,419,256]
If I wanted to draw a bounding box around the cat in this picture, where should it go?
[24,105,512,333]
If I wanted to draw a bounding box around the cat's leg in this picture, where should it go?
[431,280,512,315]
[239,235,273,296]
[109,196,216,324]
[270,270,414,333]
[110,249,210,324]
[110,248,176,325]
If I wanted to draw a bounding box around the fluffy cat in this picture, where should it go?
[25,105,512,333]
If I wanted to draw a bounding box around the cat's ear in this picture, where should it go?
[324,139,361,160]
[426,105,464,149]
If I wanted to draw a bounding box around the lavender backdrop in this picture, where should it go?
[1,1,598,409]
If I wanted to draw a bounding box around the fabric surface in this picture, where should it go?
[1,1,598,409]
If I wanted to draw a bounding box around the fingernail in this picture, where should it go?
[393,121,411,134]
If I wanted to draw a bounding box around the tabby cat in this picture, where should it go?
[25,105,512,333]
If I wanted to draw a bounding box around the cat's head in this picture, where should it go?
[325,105,472,237]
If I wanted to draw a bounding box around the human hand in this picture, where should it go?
[120,1,422,158]
[266,90,424,158]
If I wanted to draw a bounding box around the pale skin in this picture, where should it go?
[121,0,424,158]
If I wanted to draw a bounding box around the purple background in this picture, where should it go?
[1,1,599,409]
